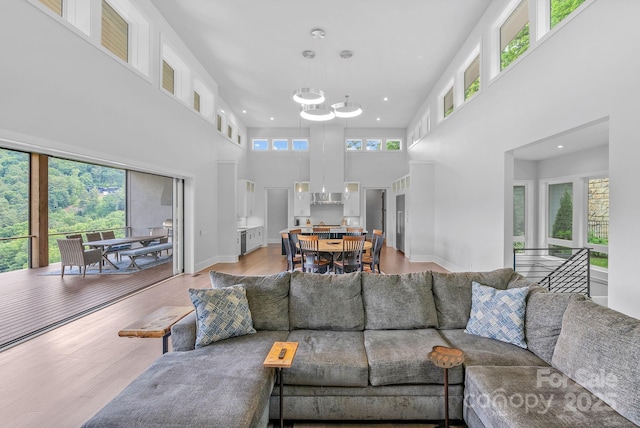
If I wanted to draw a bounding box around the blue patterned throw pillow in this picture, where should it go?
[189,284,256,348]
[465,281,530,348]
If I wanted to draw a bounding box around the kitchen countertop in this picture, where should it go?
[237,225,263,232]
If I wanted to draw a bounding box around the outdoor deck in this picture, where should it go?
[0,257,173,350]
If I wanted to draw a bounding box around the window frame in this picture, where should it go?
[292,139,309,151]
[442,84,454,119]
[251,139,269,151]
[101,0,150,76]
[499,0,530,72]
[161,42,191,105]
[365,139,382,151]
[346,139,363,151]
[271,139,289,151]
[463,52,481,102]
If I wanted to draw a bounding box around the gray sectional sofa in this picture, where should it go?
[83,269,640,427]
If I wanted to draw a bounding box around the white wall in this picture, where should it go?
[0,0,246,273]
[407,0,640,318]
[246,126,407,229]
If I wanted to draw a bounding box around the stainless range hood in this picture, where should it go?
[311,192,343,205]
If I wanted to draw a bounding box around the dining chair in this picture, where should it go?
[57,238,102,277]
[281,233,301,272]
[334,235,366,274]
[346,227,365,236]
[363,232,384,273]
[289,229,302,257]
[297,234,330,273]
[85,232,102,242]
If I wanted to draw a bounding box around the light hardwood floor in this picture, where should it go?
[0,244,448,427]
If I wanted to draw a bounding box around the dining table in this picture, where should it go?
[317,238,372,254]
[84,235,166,269]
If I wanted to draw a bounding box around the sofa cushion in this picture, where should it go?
[525,291,586,364]
[82,330,289,428]
[364,329,463,386]
[464,365,637,428]
[189,285,257,348]
[465,282,530,348]
[209,270,290,330]
[284,330,369,387]
[432,268,516,329]
[439,329,547,367]
[552,299,640,425]
[289,271,364,330]
[362,271,438,329]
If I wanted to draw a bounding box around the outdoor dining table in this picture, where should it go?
[84,235,166,269]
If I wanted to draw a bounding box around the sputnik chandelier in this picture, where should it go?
[292,28,363,122]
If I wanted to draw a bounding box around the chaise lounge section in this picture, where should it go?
[83,269,640,427]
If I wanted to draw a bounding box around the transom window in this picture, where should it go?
[386,139,402,151]
[162,60,174,94]
[464,55,480,100]
[252,139,268,151]
[443,86,454,118]
[272,139,288,150]
[551,0,586,29]
[40,0,62,16]
[346,139,362,151]
[292,139,309,151]
[101,0,128,63]
[193,91,201,112]
[500,0,530,71]
[345,138,402,151]
[216,113,223,132]
[366,139,382,151]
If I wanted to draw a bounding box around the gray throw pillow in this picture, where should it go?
[189,285,256,348]
[362,271,438,329]
[289,271,364,330]
[432,268,515,329]
[525,291,585,364]
[209,270,290,330]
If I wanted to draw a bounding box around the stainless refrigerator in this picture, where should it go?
[396,194,405,253]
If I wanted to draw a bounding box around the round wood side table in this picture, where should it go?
[428,345,465,428]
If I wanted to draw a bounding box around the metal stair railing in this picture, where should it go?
[513,247,591,296]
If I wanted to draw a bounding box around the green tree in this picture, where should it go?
[551,0,586,28]
[552,188,573,240]
[501,24,530,70]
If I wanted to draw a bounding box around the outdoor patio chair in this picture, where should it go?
[57,238,102,277]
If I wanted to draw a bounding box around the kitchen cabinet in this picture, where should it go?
[245,226,263,253]
[293,181,311,216]
[237,179,256,217]
[343,182,360,216]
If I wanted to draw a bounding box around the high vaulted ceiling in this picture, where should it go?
[151,0,493,129]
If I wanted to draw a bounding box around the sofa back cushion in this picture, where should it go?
[362,271,438,329]
[525,291,585,364]
[552,299,640,425]
[290,271,364,330]
[432,268,516,329]
[209,271,290,331]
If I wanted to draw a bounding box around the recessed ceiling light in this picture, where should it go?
[242,109,247,114]
[383,97,388,101]
[557,145,564,149]
[270,117,274,121]
[220,109,225,114]
[376,117,381,121]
